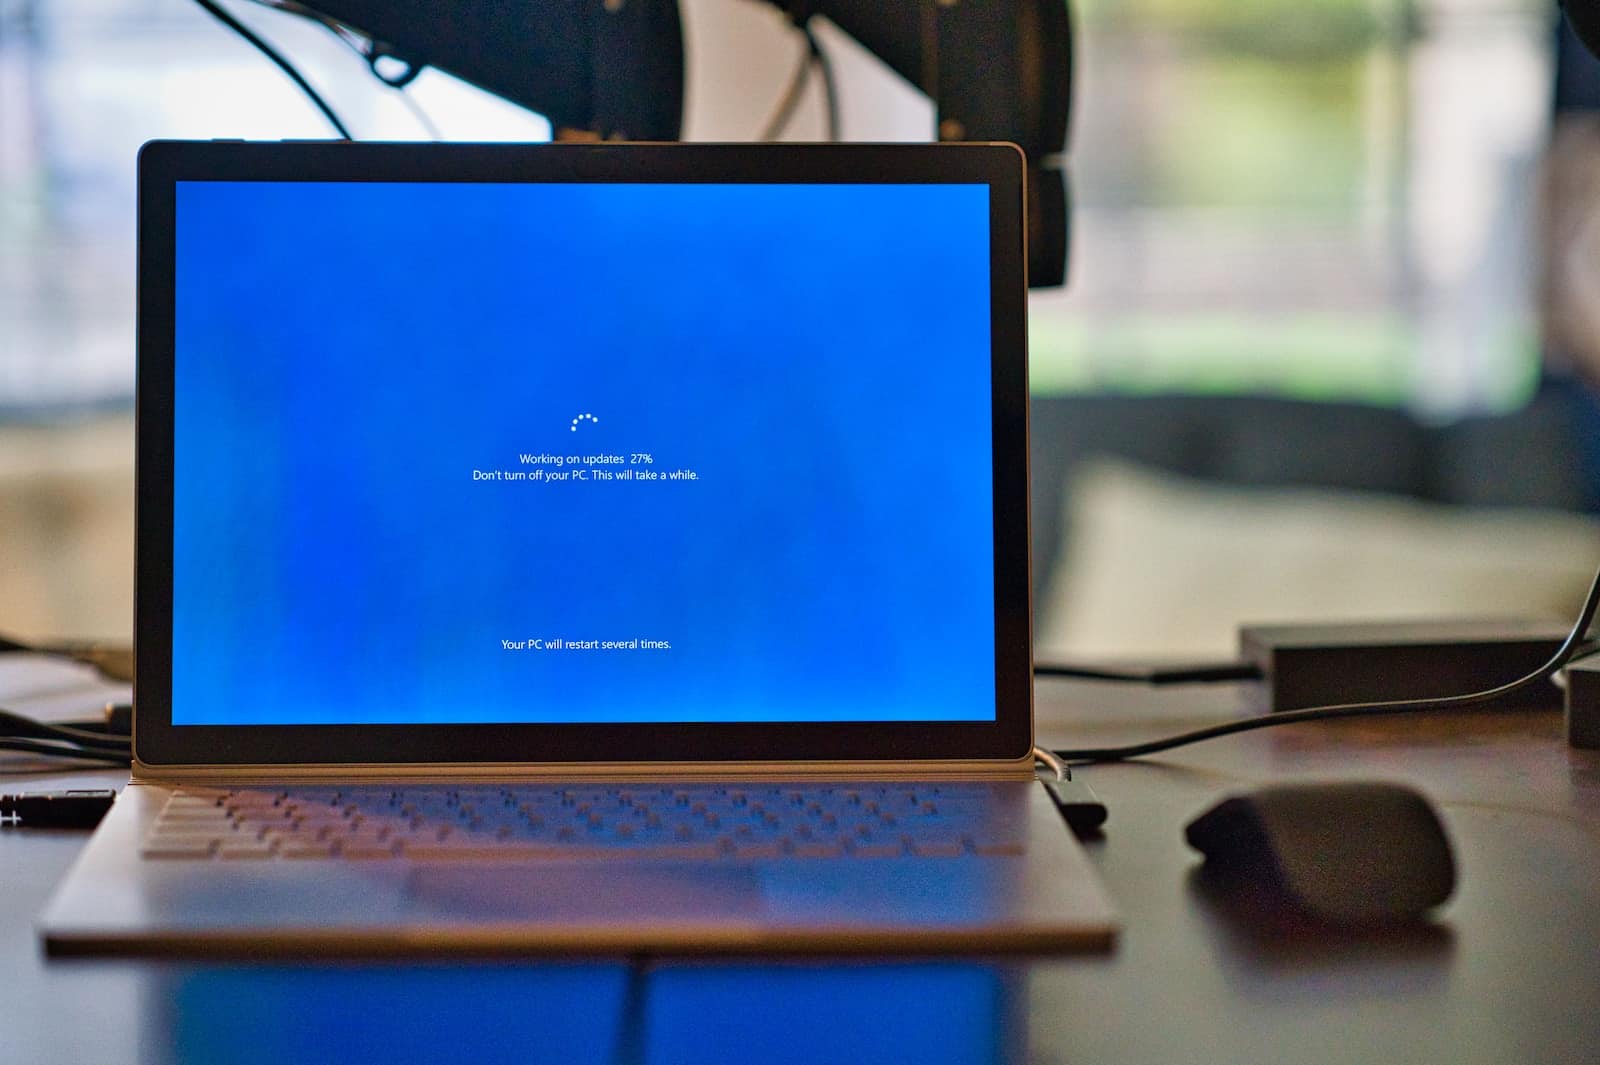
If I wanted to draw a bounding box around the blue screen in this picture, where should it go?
[171,180,995,725]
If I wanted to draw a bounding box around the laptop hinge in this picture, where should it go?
[131,757,1036,785]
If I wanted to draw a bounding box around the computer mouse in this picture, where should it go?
[1184,781,1456,925]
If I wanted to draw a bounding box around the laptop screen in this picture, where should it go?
[169,178,997,727]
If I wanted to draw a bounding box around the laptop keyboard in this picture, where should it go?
[140,784,1026,861]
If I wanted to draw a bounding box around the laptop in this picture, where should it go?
[40,140,1116,957]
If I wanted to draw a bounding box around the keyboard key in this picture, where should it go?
[909,840,965,858]
[849,842,904,858]
[972,840,1026,856]
[141,840,217,859]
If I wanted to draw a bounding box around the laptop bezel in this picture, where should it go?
[133,140,1033,768]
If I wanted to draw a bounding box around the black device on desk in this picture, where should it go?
[1186,782,1456,926]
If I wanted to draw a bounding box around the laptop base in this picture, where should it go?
[42,780,1116,958]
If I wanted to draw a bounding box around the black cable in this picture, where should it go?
[0,710,129,752]
[0,738,131,767]
[1051,565,1600,765]
[287,4,442,138]
[1034,661,1263,684]
[1,702,131,767]
[192,0,354,140]
[397,87,442,140]
[808,25,839,142]
[759,28,816,140]
[54,718,122,735]
[759,20,837,141]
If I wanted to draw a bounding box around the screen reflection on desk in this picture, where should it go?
[148,961,1023,1065]
[644,963,1019,1063]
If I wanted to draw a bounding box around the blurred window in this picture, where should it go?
[0,0,549,415]
[1031,0,1555,415]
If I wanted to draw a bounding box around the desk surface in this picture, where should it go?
[4,669,1598,1064]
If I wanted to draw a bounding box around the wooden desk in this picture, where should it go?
[3,675,1597,1064]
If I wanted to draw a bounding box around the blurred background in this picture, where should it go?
[3,0,1600,657]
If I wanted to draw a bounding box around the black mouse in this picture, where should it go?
[1185,781,1456,925]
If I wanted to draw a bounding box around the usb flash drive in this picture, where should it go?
[0,789,118,829]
